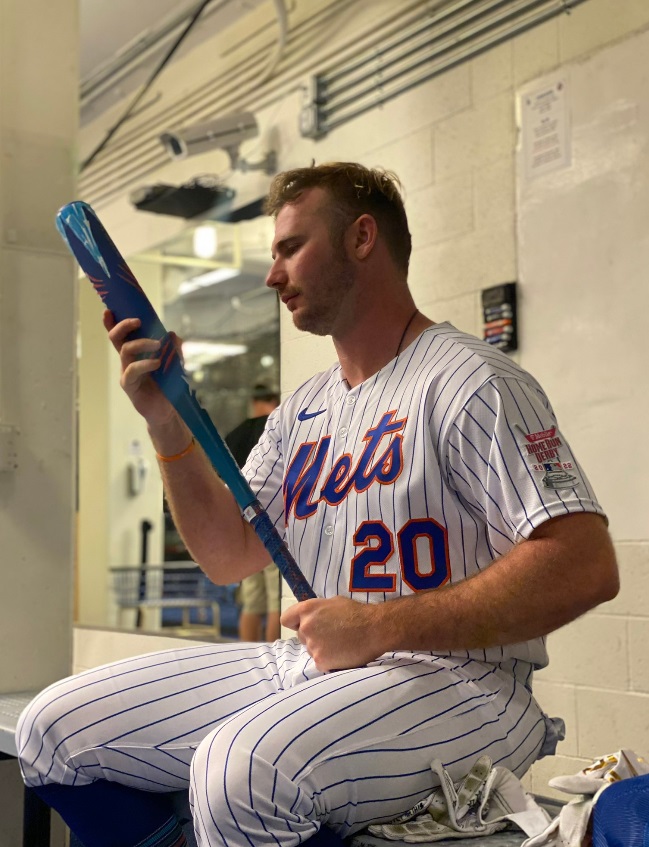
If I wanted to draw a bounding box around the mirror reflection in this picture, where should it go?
[78,214,278,642]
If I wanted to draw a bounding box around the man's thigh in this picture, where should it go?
[192,654,547,837]
[19,640,310,790]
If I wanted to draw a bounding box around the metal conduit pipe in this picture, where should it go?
[323,0,560,117]
[257,0,288,86]
[323,0,548,101]
[304,0,590,137]
[321,15,559,133]
[324,0,504,88]
[81,0,235,107]
[322,0,552,117]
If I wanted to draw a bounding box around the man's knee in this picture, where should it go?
[16,685,62,784]
[16,676,92,787]
[190,718,316,842]
[190,725,251,815]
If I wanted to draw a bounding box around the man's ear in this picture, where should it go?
[350,214,378,260]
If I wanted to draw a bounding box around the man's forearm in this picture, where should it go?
[373,512,618,655]
[149,417,269,584]
[285,512,619,672]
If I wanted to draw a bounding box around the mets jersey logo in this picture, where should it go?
[283,410,406,521]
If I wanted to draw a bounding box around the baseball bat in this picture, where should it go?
[56,200,316,602]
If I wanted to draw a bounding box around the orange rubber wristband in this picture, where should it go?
[156,437,196,463]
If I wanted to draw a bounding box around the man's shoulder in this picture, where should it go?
[419,323,540,390]
[416,324,546,430]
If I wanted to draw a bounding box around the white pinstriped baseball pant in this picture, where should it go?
[17,639,553,847]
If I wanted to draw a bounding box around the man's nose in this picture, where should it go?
[265,259,286,289]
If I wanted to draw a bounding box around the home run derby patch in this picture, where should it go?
[518,426,580,489]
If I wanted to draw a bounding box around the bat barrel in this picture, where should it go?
[56,200,317,603]
[57,202,164,336]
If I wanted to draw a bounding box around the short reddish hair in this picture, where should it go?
[265,162,412,273]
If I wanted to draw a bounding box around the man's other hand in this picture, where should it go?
[281,596,387,671]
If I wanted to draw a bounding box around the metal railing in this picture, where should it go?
[110,562,239,637]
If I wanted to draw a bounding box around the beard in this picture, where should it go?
[292,252,356,337]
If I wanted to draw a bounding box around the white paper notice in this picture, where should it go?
[521,78,570,181]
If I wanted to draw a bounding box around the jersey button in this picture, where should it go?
[339,427,348,437]
[324,525,334,536]
[347,395,356,404]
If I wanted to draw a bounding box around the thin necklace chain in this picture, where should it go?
[395,308,419,358]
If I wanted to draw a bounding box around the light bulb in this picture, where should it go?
[193,225,218,259]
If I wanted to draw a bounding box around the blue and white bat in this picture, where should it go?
[56,200,316,602]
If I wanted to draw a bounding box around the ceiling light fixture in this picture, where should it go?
[193,225,218,259]
[178,266,240,296]
[182,340,248,371]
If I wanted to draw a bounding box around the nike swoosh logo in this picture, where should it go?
[297,408,326,421]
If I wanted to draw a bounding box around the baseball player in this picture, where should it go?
[16,163,618,847]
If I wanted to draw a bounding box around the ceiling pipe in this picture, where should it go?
[302,0,590,137]
[81,0,234,108]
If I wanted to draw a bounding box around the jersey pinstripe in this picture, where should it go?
[245,323,605,669]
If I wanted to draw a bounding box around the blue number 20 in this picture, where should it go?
[350,518,449,593]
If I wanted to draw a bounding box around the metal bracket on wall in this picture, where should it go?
[299,75,326,139]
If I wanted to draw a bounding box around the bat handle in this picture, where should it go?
[246,508,316,601]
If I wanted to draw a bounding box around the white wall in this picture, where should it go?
[77,0,649,798]
[0,0,77,698]
[1,0,77,842]
[514,26,649,799]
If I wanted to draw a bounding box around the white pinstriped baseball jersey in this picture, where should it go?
[17,323,583,847]
[245,323,605,668]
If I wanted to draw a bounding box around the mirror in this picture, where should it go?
[152,216,279,436]
[76,213,278,641]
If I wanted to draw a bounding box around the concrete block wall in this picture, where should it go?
[525,542,649,798]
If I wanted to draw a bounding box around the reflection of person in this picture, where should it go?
[18,163,619,847]
[225,384,281,642]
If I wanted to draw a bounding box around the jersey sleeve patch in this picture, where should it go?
[517,426,583,490]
